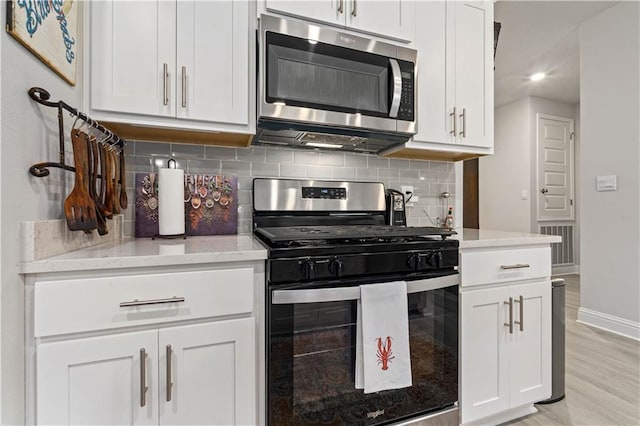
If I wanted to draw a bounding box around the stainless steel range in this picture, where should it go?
[253,178,460,425]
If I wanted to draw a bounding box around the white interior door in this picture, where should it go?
[537,114,575,221]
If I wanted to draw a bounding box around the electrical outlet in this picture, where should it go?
[401,186,414,203]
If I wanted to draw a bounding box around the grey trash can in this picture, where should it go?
[537,278,566,404]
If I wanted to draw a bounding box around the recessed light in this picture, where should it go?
[530,72,546,81]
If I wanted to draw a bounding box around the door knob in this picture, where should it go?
[540,188,549,194]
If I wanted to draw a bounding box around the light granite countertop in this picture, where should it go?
[455,228,562,249]
[19,234,268,274]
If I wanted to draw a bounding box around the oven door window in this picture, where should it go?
[268,284,458,425]
[266,32,391,117]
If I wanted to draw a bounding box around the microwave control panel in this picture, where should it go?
[397,59,415,122]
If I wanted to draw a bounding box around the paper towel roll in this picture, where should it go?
[158,167,185,236]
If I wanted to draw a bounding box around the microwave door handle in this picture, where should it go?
[272,274,459,304]
[389,58,402,118]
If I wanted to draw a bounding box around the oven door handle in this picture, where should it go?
[271,274,459,305]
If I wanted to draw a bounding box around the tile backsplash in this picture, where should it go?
[123,141,456,236]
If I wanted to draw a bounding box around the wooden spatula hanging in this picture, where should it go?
[119,149,128,209]
[101,143,114,219]
[64,130,97,232]
[87,135,108,236]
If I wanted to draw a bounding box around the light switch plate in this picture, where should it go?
[596,175,617,192]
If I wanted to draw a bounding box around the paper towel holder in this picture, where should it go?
[153,158,187,241]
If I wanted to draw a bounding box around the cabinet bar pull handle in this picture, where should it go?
[166,345,173,402]
[351,0,357,17]
[514,295,524,332]
[504,297,513,334]
[120,296,186,308]
[338,0,344,14]
[140,348,148,407]
[500,264,530,270]
[450,107,457,135]
[163,63,169,106]
[459,108,467,138]
[181,66,187,108]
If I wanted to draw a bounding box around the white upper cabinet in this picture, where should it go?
[88,0,253,136]
[265,0,414,42]
[384,0,493,161]
[175,0,249,125]
[90,1,176,117]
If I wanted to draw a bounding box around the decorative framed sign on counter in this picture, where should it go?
[6,0,78,85]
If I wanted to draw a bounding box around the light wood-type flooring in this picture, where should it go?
[507,274,640,426]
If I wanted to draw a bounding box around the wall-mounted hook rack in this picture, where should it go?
[27,87,127,177]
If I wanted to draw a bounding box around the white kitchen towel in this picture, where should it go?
[355,281,412,394]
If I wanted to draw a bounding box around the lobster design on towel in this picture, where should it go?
[376,336,395,370]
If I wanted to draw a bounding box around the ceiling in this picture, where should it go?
[494,1,617,107]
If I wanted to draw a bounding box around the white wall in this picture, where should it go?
[479,98,530,232]
[0,5,84,423]
[573,103,581,267]
[579,2,640,336]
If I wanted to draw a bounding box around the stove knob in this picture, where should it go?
[429,251,444,268]
[329,258,344,277]
[301,259,316,280]
[407,253,429,270]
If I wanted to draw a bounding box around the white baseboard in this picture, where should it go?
[552,264,579,276]
[577,307,640,341]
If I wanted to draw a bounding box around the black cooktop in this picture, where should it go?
[255,225,456,245]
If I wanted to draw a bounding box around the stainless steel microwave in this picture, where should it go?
[255,15,417,153]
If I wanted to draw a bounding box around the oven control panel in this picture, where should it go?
[302,187,347,200]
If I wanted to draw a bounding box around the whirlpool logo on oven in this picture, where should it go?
[367,409,385,419]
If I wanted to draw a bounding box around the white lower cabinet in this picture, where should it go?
[461,280,551,424]
[36,319,255,426]
[29,264,262,426]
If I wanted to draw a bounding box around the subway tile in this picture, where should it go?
[356,168,378,180]
[280,164,307,178]
[410,159,430,170]
[126,155,156,173]
[429,183,450,195]
[399,169,420,180]
[123,141,135,156]
[429,161,451,172]
[238,189,252,205]
[367,156,389,169]
[438,170,455,183]
[344,153,367,167]
[221,160,251,176]
[135,142,171,156]
[251,163,280,177]
[390,158,411,170]
[122,220,135,238]
[170,143,205,159]
[237,176,254,190]
[332,167,356,180]
[205,146,237,160]
[266,148,294,164]
[238,219,252,235]
[187,159,222,174]
[294,150,320,165]
[237,205,252,221]
[379,168,400,180]
[237,146,267,163]
[307,165,333,179]
[319,152,345,166]
[419,170,439,183]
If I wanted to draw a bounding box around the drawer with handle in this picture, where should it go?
[34,268,254,337]
[460,246,551,288]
